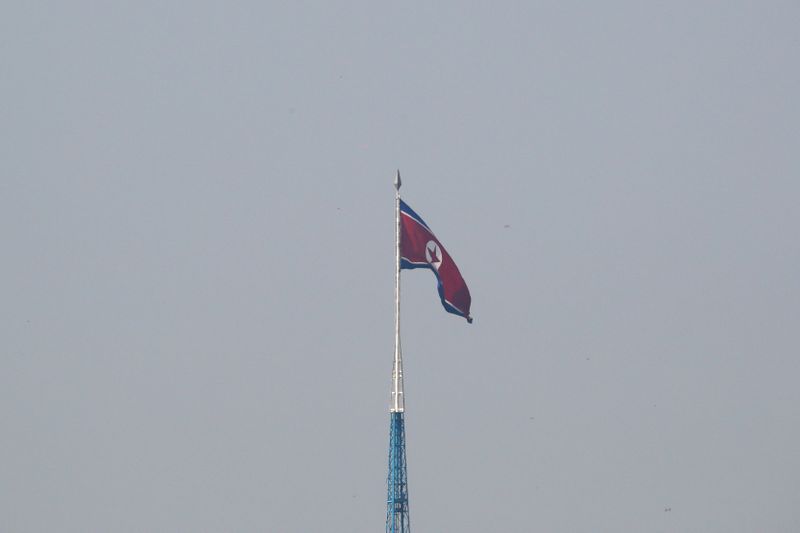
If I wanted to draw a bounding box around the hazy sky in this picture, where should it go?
[2,2,799,532]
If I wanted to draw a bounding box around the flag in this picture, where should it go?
[400,199,472,323]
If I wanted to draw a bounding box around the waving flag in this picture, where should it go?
[400,199,472,323]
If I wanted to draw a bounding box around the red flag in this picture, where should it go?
[400,199,472,323]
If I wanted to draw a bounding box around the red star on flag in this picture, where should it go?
[426,243,440,265]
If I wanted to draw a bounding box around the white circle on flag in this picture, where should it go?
[425,240,442,269]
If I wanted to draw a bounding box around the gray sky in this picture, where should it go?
[2,2,799,532]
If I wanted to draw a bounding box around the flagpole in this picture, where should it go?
[392,169,404,413]
[386,169,410,532]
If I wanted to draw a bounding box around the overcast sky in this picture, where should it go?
[2,2,799,532]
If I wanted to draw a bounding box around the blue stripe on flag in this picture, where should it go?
[399,199,431,231]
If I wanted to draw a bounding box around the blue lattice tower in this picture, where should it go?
[386,411,410,532]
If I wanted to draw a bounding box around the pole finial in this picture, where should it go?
[394,169,402,190]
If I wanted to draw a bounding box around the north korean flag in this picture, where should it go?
[400,199,472,323]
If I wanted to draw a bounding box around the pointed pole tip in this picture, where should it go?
[394,169,402,190]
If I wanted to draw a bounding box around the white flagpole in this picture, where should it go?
[391,170,405,413]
